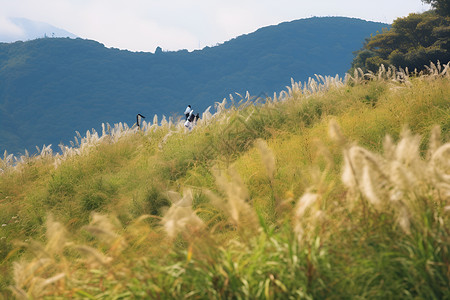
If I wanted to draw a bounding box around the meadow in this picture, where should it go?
[0,62,449,299]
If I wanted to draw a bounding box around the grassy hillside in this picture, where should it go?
[0,17,388,154]
[0,63,449,299]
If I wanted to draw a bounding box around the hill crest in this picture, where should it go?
[0,17,77,43]
[0,17,389,154]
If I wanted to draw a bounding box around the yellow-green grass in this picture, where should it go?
[0,66,449,299]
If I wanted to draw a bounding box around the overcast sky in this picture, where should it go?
[0,0,431,52]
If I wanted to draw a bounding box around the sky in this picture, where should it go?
[0,0,431,53]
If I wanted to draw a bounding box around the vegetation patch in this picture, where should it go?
[0,63,449,299]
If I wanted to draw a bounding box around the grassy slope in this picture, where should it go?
[0,68,449,299]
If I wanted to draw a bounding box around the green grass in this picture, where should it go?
[0,65,449,299]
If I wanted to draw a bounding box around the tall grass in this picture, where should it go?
[0,62,449,299]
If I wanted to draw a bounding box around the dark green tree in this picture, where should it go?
[422,0,450,17]
[350,11,450,73]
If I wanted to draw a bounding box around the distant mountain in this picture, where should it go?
[0,17,77,43]
[0,17,388,155]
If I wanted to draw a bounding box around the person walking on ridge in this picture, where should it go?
[184,110,196,130]
[184,105,192,120]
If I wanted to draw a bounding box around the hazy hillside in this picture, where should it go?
[0,17,77,43]
[0,64,448,299]
[0,17,388,154]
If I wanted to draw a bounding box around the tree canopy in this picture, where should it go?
[422,0,450,17]
[351,11,450,73]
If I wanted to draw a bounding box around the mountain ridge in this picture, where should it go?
[0,17,77,43]
[0,17,389,154]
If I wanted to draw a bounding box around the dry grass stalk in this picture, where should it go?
[45,214,67,255]
[328,119,347,147]
[75,245,113,266]
[161,189,204,239]
[11,215,69,299]
[82,213,127,254]
[293,188,327,245]
[331,121,450,234]
[255,139,276,181]
[205,166,258,230]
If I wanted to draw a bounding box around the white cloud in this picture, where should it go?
[214,5,261,40]
[65,1,200,51]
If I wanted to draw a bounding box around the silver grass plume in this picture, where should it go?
[11,215,69,298]
[82,213,126,253]
[158,130,175,150]
[215,98,227,115]
[161,189,204,239]
[427,125,442,160]
[255,139,276,181]
[293,192,319,243]
[383,134,396,161]
[429,143,450,201]
[11,258,55,299]
[45,214,68,255]
[161,115,168,128]
[0,150,15,174]
[202,105,213,123]
[332,121,450,234]
[394,127,423,169]
[102,123,107,137]
[206,166,257,228]
[328,119,347,147]
[76,245,113,266]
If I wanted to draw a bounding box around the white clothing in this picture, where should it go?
[184,120,193,130]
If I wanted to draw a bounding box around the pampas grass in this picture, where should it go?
[161,189,204,239]
[206,166,257,229]
[1,62,448,176]
[255,139,276,181]
[0,62,448,298]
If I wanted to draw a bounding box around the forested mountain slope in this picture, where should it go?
[0,17,388,154]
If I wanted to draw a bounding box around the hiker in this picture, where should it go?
[136,113,145,129]
[184,119,191,130]
[185,110,194,130]
[184,105,192,120]
[188,110,195,123]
